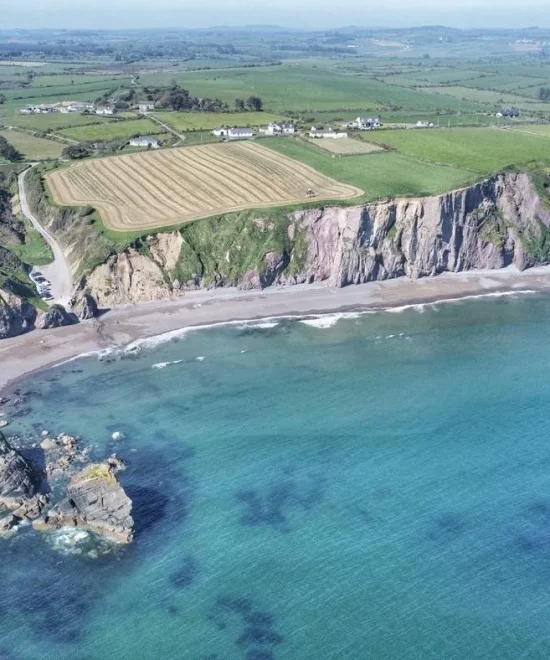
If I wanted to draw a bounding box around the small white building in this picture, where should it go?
[96,106,115,116]
[309,127,348,139]
[67,102,95,113]
[415,121,434,128]
[129,135,161,148]
[20,104,58,115]
[138,102,155,112]
[213,127,254,139]
[355,117,381,130]
[266,122,296,135]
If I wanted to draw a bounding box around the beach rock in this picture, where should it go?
[34,462,134,544]
[37,304,79,330]
[72,293,99,320]
[0,431,45,519]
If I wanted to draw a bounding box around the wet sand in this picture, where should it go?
[2,266,550,392]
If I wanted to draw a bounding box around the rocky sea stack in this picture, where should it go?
[0,431,46,534]
[34,462,134,544]
[0,428,134,545]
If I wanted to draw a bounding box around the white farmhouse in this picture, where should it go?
[138,102,155,112]
[129,135,161,148]
[227,127,254,139]
[355,117,381,130]
[266,122,297,135]
[96,105,115,116]
[212,127,254,139]
[67,102,95,113]
[309,126,348,139]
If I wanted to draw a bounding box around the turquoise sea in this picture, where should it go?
[3,293,550,659]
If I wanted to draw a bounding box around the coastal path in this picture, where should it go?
[18,165,73,306]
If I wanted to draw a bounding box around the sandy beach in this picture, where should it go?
[2,265,550,392]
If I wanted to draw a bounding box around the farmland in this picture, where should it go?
[262,138,479,199]
[306,137,384,155]
[56,118,167,142]
[7,113,113,132]
[45,142,362,231]
[150,111,287,132]
[364,126,550,173]
[0,129,63,160]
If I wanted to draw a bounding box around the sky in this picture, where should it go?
[1,0,548,30]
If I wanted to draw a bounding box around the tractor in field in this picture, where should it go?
[306,188,317,197]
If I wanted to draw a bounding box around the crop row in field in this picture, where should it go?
[45,141,362,231]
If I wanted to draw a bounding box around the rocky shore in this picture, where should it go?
[0,425,133,546]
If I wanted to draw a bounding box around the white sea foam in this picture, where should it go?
[196,356,206,361]
[300,311,364,329]
[244,321,280,329]
[48,528,91,554]
[152,359,183,370]
[51,289,539,368]
[382,290,536,314]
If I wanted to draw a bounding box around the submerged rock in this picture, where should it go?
[34,462,134,544]
[0,431,45,527]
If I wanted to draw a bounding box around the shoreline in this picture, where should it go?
[2,265,550,393]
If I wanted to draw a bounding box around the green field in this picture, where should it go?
[424,86,550,112]
[151,111,287,131]
[262,138,478,201]
[0,129,63,160]
[5,113,114,131]
[57,118,166,142]
[501,125,550,138]
[365,126,550,173]
[140,64,486,114]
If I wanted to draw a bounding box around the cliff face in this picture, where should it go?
[77,172,550,306]
[0,289,37,339]
[290,172,549,287]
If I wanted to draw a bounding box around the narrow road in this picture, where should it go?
[144,112,186,145]
[18,166,73,306]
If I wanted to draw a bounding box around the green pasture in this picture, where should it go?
[365,126,550,173]
[57,118,166,142]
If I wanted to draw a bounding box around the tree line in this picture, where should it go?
[142,84,263,113]
[0,136,22,162]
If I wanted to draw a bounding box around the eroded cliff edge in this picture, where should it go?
[74,172,550,306]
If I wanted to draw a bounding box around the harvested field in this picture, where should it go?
[45,141,362,232]
[307,137,384,155]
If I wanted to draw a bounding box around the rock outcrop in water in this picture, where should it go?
[0,432,45,533]
[34,462,134,544]
[78,172,550,306]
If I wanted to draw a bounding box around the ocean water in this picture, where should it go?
[3,294,550,659]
